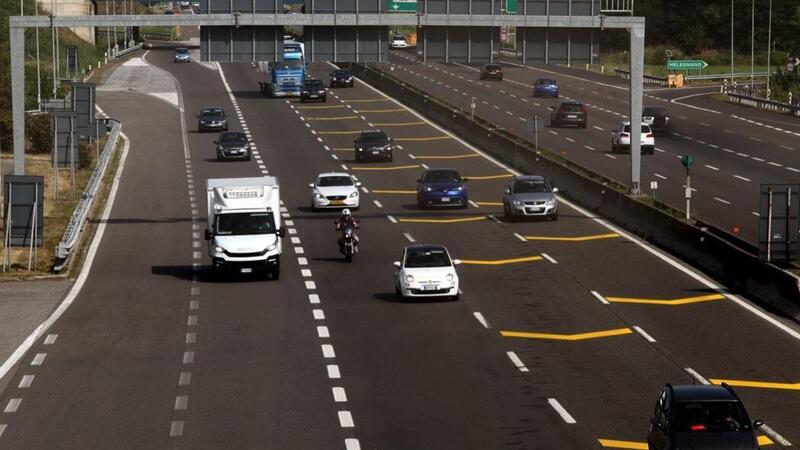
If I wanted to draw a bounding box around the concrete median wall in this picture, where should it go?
[350,63,800,322]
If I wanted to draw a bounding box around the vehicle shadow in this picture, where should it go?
[372,292,454,304]
[92,217,195,224]
[312,256,350,264]
[151,265,275,283]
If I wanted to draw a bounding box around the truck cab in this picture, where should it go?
[205,177,284,279]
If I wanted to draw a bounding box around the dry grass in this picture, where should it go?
[0,138,109,277]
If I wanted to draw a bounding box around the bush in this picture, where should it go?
[26,112,51,154]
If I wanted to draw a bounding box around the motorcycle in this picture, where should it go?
[338,225,358,262]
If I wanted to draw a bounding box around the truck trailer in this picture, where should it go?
[205,177,284,278]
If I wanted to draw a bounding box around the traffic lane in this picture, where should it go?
[220,62,581,448]
[381,58,764,240]
[0,91,191,448]
[308,68,800,442]
[148,53,346,447]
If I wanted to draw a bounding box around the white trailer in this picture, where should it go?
[205,177,284,278]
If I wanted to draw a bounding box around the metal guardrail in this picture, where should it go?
[727,92,800,116]
[614,68,667,86]
[614,68,771,85]
[600,0,634,14]
[53,119,121,273]
[114,43,143,59]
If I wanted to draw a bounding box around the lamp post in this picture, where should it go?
[750,0,754,89]
[766,0,773,99]
[731,0,734,84]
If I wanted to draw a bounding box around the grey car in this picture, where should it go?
[174,47,190,63]
[214,131,251,161]
[502,175,558,220]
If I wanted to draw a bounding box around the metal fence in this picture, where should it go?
[601,0,634,14]
[614,68,771,85]
[613,68,666,86]
[114,43,143,59]
[53,119,121,273]
[727,92,800,116]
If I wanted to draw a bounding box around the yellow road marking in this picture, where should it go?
[346,99,390,103]
[398,216,486,224]
[524,233,621,242]
[709,378,800,391]
[501,328,633,341]
[394,136,451,142]
[605,293,725,306]
[598,439,648,449]
[295,105,347,110]
[333,147,354,151]
[304,115,360,121]
[356,108,407,113]
[412,154,480,160]
[759,436,775,446]
[316,130,363,135]
[475,201,503,206]
[371,121,427,127]
[460,255,543,265]
[465,174,514,180]
[372,190,416,194]
[350,165,420,171]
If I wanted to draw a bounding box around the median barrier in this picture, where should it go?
[349,63,800,321]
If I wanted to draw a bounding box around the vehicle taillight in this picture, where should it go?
[646,133,653,138]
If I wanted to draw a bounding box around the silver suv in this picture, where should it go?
[502,175,558,221]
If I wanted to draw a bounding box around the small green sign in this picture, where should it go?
[667,60,709,70]
[388,0,417,12]
[681,155,694,168]
[505,0,517,14]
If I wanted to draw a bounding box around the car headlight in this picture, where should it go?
[214,246,224,253]
[347,77,352,81]
[358,147,364,152]
[446,273,454,282]
[512,200,522,206]
[545,199,556,207]
[200,120,206,124]
[266,243,277,251]
[405,274,414,283]
[349,191,359,198]
[425,187,432,192]
[314,191,324,199]
[217,146,223,151]
[456,186,463,191]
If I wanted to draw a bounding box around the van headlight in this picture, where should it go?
[214,246,225,253]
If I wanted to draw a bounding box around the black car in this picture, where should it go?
[479,64,503,81]
[197,107,228,132]
[648,383,762,450]
[354,130,393,162]
[550,101,587,128]
[300,79,327,103]
[643,106,670,134]
[329,69,354,88]
[214,131,251,161]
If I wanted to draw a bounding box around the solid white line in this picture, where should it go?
[685,368,710,385]
[513,232,527,242]
[338,411,355,428]
[321,344,336,358]
[506,351,529,373]
[547,398,577,424]
[403,233,416,243]
[633,326,657,343]
[473,312,490,328]
[387,215,398,224]
[541,253,558,264]
[591,290,610,305]
[327,364,341,379]
[333,387,348,402]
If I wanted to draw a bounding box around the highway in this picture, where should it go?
[385,50,800,244]
[0,49,798,449]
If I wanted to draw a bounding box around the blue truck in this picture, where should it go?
[258,59,306,97]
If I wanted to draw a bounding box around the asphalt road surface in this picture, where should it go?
[0,50,798,449]
[385,50,800,244]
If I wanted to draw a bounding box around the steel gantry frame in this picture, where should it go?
[8,13,645,194]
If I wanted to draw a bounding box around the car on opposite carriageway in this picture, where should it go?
[643,106,670,135]
[479,64,504,81]
[611,121,655,154]
[550,100,587,128]
[533,78,559,97]
[354,130,393,162]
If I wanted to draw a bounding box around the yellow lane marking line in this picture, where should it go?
[475,201,502,206]
[370,121,427,127]
[346,99,390,103]
[412,154,480,160]
[398,216,486,224]
[598,439,648,449]
[333,147,354,151]
[356,108,407,113]
[501,328,633,341]
[599,437,772,448]
[394,136,451,142]
[316,130,363,135]
[295,105,347,109]
[304,116,360,121]
[372,190,417,194]
[708,378,800,391]
[524,233,621,242]
[465,174,514,180]
[460,255,543,265]
[350,165,420,171]
[604,293,726,306]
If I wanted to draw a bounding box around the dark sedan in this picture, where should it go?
[300,79,327,103]
[354,130,393,162]
[214,131,251,161]
[643,106,670,134]
[550,101,587,128]
[197,107,228,132]
[329,69,354,88]
[479,64,503,81]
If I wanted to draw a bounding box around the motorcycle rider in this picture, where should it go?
[335,209,360,252]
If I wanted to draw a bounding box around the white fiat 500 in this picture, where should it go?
[310,172,361,210]
[394,245,461,301]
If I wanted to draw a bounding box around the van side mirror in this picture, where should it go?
[355,182,362,187]
[505,188,511,195]
[308,183,315,188]
[453,259,462,265]
[552,187,559,193]
[277,228,286,238]
[204,229,213,240]
[393,261,401,268]
[753,420,764,428]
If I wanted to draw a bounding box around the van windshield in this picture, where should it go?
[216,212,275,235]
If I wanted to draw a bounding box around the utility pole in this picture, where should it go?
[35,0,42,108]
[731,0,734,84]
[766,0,773,99]
[750,0,755,89]
[106,0,110,60]
[51,0,58,96]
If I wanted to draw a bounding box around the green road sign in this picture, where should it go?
[504,0,517,13]
[681,155,694,168]
[667,60,709,70]
[389,0,417,12]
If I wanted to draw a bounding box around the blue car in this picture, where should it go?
[416,169,468,209]
[533,78,559,97]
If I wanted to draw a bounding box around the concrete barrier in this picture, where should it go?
[350,63,800,321]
